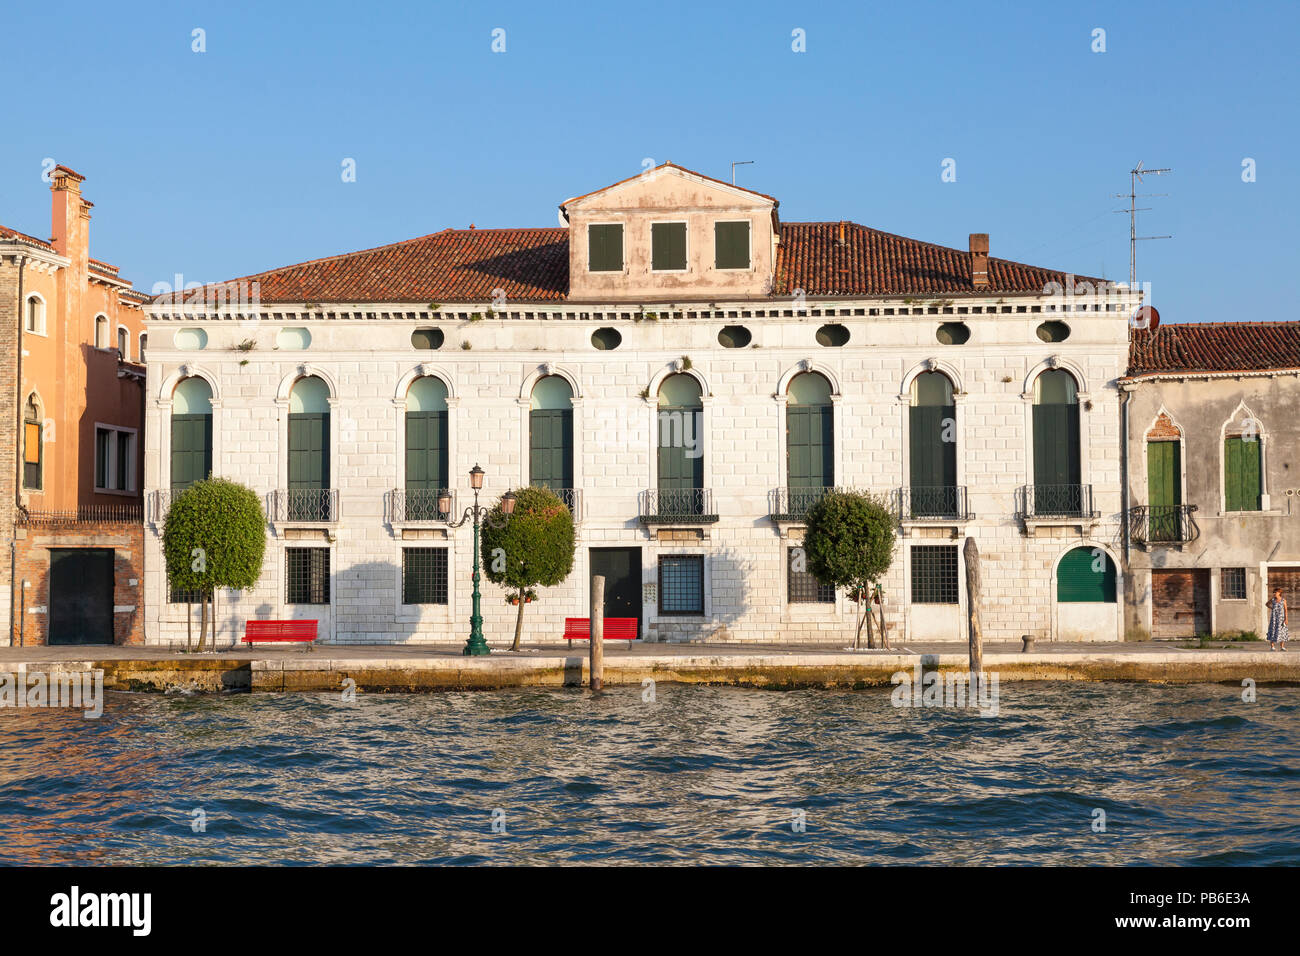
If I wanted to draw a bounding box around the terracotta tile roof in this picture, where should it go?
[1127,322,1300,376]
[0,223,54,250]
[153,220,1107,306]
[154,227,569,305]
[773,221,1102,296]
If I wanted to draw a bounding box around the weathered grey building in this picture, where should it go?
[1122,321,1300,638]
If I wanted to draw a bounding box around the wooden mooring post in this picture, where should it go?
[963,537,983,683]
[590,574,605,691]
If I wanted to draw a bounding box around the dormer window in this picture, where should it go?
[715,221,751,270]
[588,223,623,272]
[651,221,687,271]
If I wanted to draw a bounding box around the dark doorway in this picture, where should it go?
[48,548,115,645]
[589,547,642,637]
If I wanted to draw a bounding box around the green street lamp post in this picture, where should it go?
[440,464,515,656]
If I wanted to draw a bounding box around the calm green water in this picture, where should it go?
[0,683,1296,865]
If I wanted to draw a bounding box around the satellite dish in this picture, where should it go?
[1131,305,1160,331]
[557,206,569,227]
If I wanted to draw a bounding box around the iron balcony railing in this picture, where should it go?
[768,486,834,520]
[1017,483,1099,519]
[18,504,143,526]
[388,488,456,523]
[1128,504,1200,546]
[535,487,582,517]
[639,487,719,523]
[272,488,339,522]
[896,486,973,521]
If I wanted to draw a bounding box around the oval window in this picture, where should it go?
[936,322,970,345]
[411,327,444,349]
[591,327,622,350]
[174,328,208,350]
[718,325,752,348]
[1036,320,1071,343]
[816,324,850,347]
[276,327,312,350]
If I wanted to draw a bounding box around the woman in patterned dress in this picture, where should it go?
[1266,586,1288,651]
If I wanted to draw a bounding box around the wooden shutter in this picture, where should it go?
[588,224,622,272]
[171,415,213,490]
[909,405,956,490]
[652,222,686,270]
[715,221,750,269]
[657,407,703,492]
[1224,437,1261,511]
[405,411,448,490]
[1032,404,1080,487]
[1146,440,1181,508]
[1057,548,1116,603]
[529,409,573,490]
[288,412,329,489]
[787,405,833,489]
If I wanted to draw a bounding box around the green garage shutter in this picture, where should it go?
[1224,437,1262,512]
[171,414,212,491]
[652,222,687,270]
[1057,547,1116,603]
[787,405,833,490]
[530,409,573,491]
[288,413,329,489]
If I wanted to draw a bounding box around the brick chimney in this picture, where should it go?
[969,233,989,289]
[51,165,91,266]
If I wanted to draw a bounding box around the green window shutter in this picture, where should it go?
[405,411,448,490]
[909,405,956,490]
[1057,547,1116,602]
[1224,437,1262,511]
[588,224,623,272]
[171,414,213,491]
[652,222,687,270]
[529,409,573,490]
[787,405,833,489]
[715,221,750,269]
[657,407,703,492]
[1032,404,1080,487]
[288,412,329,489]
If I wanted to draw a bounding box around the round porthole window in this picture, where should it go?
[718,325,752,348]
[936,322,971,345]
[591,327,622,350]
[816,323,850,347]
[276,327,312,350]
[1036,320,1071,343]
[174,328,208,350]
[411,327,444,349]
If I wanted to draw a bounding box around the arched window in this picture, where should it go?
[1032,369,1082,515]
[22,395,42,490]
[117,326,129,359]
[405,377,449,519]
[139,332,148,364]
[1057,547,1116,603]
[657,374,704,515]
[909,371,957,517]
[786,372,833,514]
[25,295,45,335]
[529,376,573,507]
[95,314,109,348]
[171,377,213,491]
[288,376,331,520]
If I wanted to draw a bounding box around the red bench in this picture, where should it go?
[564,617,638,647]
[244,620,318,647]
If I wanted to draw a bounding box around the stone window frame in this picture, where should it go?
[24,292,47,336]
[649,219,690,273]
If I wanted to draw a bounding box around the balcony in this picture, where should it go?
[271,488,339,523]
[768,486,834,522]
[895,486,973,522]
[1128,504,1200,547]
[539,487,582,519]
[387,488,455,523]
[1017,483,1099,535]
[638,488,718,525]
[18,504,143,527]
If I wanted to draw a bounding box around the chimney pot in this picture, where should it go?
[969,232,989,288]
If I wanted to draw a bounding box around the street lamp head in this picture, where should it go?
[469,463,485,490]
[437,490,452,515]
[501,491,517,516]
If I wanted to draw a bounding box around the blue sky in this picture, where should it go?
[2,0,1295,321]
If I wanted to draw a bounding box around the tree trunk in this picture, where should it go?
[865,592,878,648]
[876,584,890,650]
[198,594,208,653]
[853,590,865,649]
[186,600,193,652]
[510,592,526,651]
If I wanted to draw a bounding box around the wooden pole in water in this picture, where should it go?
[590,574,605,691]
[963,537,983,683]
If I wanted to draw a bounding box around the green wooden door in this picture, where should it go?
[171,414,212,491]
[1224,437,1262,511]
[658,406,703,513]
[406,411,448,519]
[1032,404,1081,511]
[1146,440,1182,540]
[288,412,329,519]
[529,409,573,492]
[909,405,956,515]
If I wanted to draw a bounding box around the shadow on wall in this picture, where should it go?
[653,546,751,643]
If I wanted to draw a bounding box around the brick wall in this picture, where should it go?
[0,255,21,644]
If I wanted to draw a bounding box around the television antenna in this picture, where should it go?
[731,160,754,185]
[1113,161,1171,292]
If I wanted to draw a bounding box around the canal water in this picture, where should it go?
[0,683,1296,865]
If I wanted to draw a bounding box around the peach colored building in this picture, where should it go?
[0,166,148,645]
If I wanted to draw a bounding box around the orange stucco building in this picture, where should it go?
[0,166,148,645]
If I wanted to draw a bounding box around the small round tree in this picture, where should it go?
[163,478,267,651]
[802,490,897,648]
[481,486,575,651]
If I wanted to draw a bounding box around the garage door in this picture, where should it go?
[1268,567,1300,619]
[1152,569,1209,639]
